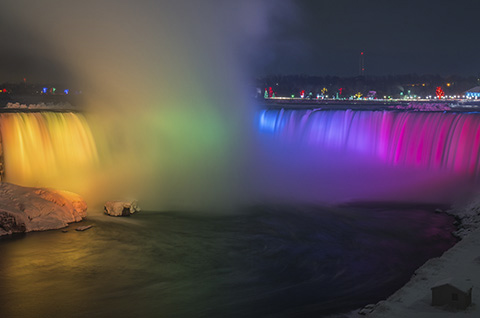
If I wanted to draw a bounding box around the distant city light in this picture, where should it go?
[436,86,445,99]
[466,91,480,98]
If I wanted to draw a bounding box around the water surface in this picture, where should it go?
[0,205,456,317]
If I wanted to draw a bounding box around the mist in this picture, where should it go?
[1,1,297,211]
[5,1,472,212]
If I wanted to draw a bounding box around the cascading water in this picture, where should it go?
[254,108,480,204]
[0,108,478,207]
[259,109,480,175]
[0,2,472,317]
[0,112,98,195]
[1,0,302,211]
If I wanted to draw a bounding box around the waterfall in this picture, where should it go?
[259,109,480,176]
[0,112,98,192]
[254,109,480,204]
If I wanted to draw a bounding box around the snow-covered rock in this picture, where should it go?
[446,196,480,238]
[358,304,376,315]
[104,200,140,217]
[0,182,87,236]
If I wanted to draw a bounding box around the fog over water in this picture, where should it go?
[1,1,297,210]
[0,3,477,317]
[2,1,479,211]
[253,109,480,205]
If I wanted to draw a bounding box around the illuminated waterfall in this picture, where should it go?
[0,112,98,193]
[259,109,480,176]
[253,108,480,204]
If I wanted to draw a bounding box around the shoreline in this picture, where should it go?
[0,194,470,317]
[352,196,480,317]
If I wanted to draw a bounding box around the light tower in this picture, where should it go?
[359,51,365,76]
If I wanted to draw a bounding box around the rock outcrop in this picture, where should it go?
[104,200,140,217]
[0,182,87,236]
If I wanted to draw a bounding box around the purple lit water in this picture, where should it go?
[1,108,478,317]
[253,109,480,204]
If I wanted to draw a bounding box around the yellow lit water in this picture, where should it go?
[0,112,99,194]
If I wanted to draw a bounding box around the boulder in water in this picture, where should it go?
[0,182,87,236]
[104,200,140,217]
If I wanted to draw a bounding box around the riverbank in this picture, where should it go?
[260,98,480,112]
[358,196,480,317]
[0,204,457,318]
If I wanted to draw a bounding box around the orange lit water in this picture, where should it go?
[0,112,98,193]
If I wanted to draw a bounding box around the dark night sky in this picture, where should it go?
[259,0,480,77]
[0,0,479,83]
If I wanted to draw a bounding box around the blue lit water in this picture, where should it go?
[0,204,456,317]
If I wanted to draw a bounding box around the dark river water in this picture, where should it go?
[0,204,457,318]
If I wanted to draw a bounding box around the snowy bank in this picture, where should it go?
[5,102,74,110]
[389,102,451,111]
[363,198,480,317]
[0,183,87,236]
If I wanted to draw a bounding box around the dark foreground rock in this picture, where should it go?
[0,182,87,236]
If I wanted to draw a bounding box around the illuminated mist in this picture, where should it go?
[254,109,480,205]
[2,1,294,211]
[3,2,478,211]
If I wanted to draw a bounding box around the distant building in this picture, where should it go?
[431,278,472,310]
[465,86,480,98]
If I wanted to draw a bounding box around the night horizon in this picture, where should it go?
[1,0,479,84]
[1,1,480,318]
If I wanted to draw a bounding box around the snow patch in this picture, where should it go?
[364,195,480,317]
[0,183,87,235]
[5,102,73,110]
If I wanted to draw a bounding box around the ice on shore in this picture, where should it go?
[365,196,480,317]
[0,182,87,236]
[389,102,451,111]
[5,102,74,110]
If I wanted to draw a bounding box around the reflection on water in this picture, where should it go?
[0,206,456,317]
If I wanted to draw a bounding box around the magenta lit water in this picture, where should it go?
[254,109,480,204]
[1,109,479,206]
[0,108,474,318]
